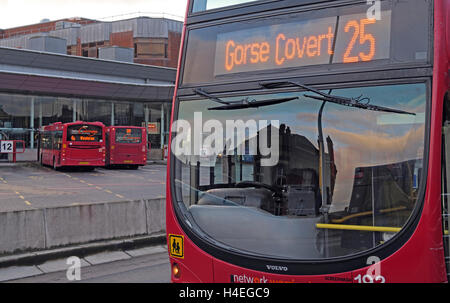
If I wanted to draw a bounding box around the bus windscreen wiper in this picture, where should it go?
[260,81,416,116]
[193,88,233,106]
[193,88,299,110]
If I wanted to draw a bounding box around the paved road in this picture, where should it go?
[0,162,167,212]
[8,251,171,283]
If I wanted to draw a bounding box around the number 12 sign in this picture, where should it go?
[0,141,14,153]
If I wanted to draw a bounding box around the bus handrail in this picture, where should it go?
[331,206,408,224]
[316,223,449,235]
[316,223,401,233]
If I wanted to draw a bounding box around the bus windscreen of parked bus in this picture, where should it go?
[172,82,426,260]
[115,128,142,144]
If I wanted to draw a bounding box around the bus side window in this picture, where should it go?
[51,131,55,150]
[42,133,48,150]
[55,131,63,150]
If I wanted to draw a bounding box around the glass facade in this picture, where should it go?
[0,92,169,150]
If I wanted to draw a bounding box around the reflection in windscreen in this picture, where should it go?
[173,83,426,260]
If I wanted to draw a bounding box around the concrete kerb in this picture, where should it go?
[0,197,168,267]
[0,234,166,269]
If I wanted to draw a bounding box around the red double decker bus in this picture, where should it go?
[167,0,450,283]
[39,121,106,169]
[105,126,148,169]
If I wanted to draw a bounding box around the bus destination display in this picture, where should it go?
[214,11,391,75]
[68,125,102,142]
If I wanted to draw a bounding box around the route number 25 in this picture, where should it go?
[343,18,376,63]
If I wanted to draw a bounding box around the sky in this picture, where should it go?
[0,0,188,29]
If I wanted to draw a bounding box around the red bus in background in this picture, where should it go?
[105,126,148,169]
[167,0,450,283]
[39,121,106,169]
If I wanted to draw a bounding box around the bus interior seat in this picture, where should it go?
[284,168,321,216]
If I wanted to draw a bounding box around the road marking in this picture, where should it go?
[115,194,124,199]
[98,168,151,182]
[11,190,32,206]
[104,189,113,194]
[95,186,103,190]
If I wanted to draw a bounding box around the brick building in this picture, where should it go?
[0,16,182,68]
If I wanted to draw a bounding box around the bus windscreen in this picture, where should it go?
[67,125,102,142]
[115,128,142,144]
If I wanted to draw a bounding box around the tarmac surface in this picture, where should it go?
[0,162,167,212]
[2,246,170,283]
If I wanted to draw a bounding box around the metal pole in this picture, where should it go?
[144,106,149,127]
[318,101,327,206]
[73,99,77,122]
[12,141,16,163]
[161,103,165,150]
[111,103,115,126]
[317,100,329,258]
[30,97,34,149]
[39,101,42,128]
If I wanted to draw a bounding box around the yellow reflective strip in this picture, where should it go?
[316,223,401,233]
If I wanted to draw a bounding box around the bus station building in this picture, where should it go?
[0,46,175,160]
